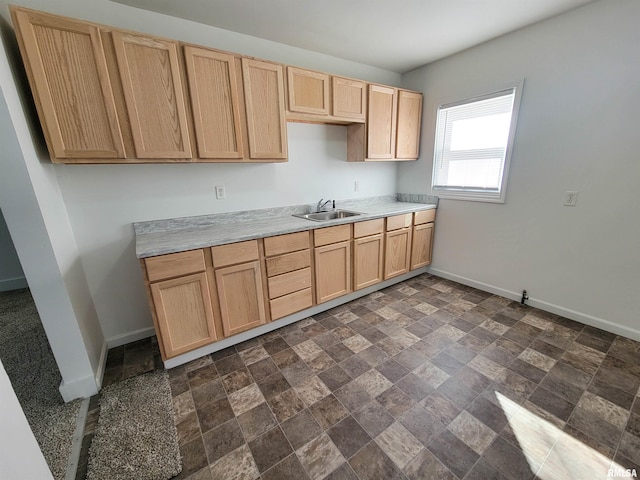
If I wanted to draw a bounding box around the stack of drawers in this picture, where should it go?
[264,231,314,319]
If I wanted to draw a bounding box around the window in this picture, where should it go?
[431,81,523,203]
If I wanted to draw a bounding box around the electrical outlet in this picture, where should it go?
[215,186,226,200]
[354,181,359,192]
[564,191,578,206]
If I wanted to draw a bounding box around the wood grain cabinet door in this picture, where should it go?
[215,261,267,337]
[332,77,366,121]
[385,228,412,279]
[11,8,125,161]
[150,272,217,358]
[367,84,397,159]
[183,46,244,159]
[241,58,288,159]
[396,90,423,159]
[287,67,330,115]
[411,223,434,270]
[112,31,192,159]
[353,234,384,290]
[315,241,352,303]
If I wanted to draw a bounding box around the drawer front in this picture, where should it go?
[145,249,205,282]
[211,240,259,268]
[266,249,311,277]
[386,213,413,231]
[414,209,436,225]
[264,231,310,257]
[353,218,384,238]
[270,287,313,320]
[314,224,351,247]
[268,267,312,299]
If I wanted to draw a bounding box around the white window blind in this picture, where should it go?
[432,83,522,203]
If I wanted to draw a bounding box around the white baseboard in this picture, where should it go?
[428,267,640,342]
[0,276,28,292]
[106,327,155,349]
[58,374,99,403]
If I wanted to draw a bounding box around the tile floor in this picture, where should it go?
[90,273,640,480]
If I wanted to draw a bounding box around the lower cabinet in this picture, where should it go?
[144,250,218,359]
[410,209,436,270]
[384,214,413,280]
[212,240,267,337]
[314,225,352,303]
[353,218,384,290]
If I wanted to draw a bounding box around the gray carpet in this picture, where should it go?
[87,370,182,480]
[0,288,82,480]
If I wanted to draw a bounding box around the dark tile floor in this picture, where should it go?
[90,273,640,480]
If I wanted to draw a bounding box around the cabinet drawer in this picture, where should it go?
[270,288,313,320]
[268,267,312,299]
[414,209,436,225]
[211,240,259,268]
[314,224,351,247]
[264,231,310,256]
[145,249,205,282]
[386,213,412,231]
[354,218,384,238]
[266,249,311,277]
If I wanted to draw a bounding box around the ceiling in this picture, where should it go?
[110,0,598,73]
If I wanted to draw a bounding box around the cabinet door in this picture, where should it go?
[241,58,288,159]
[385,228,412,279]
[150,272,217,358]
[315,241,352,303]
[12,8,125,160]
[287,67,330,115]
[215,261,267,336]
[333,77,366,121]
[354,234,384,290]
[367,84,397,159]
[183,46,244,159]
[396,90,423,159]
[411,223,434,270]
[112,31,192,158]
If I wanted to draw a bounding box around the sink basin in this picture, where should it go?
[294,209,363,222]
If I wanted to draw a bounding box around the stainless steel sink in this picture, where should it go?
[294,209,363,222]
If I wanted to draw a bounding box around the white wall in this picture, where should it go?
[0,208,26,291]
[0,0,400,345]
[398,0,640,339]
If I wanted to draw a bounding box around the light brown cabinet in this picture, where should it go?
[212,241,268,336]
[384,214,413,280]
[183,46,245,159]
[314,225,352,303]
[11,8,126,161]
[144,250,218,359]
[333,77,367,121]
[410,210,436,270]
[353,219,384,290]
[112,31,193,159]
[367,84,398,160]
[264,232,313,320]
[396,90,423,159]
[242,58,288,160]
[287,67,330,116]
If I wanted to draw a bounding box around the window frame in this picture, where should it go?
[430,80,524,203]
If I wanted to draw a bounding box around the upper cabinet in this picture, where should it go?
[347,85,423,162]
[396,90,423,159]
[287,67,330,115]
[111,31,193,159]
[183,47,244,159]
[11,6,422,164]
[242,58,288,160]
[11,9,126,161]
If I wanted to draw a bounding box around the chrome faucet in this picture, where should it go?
[316,198,332,212]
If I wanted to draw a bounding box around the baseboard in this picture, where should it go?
[106,327,155,349]
[428,267,640,342]
[59,374,99,403]
[0,276,28,292]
